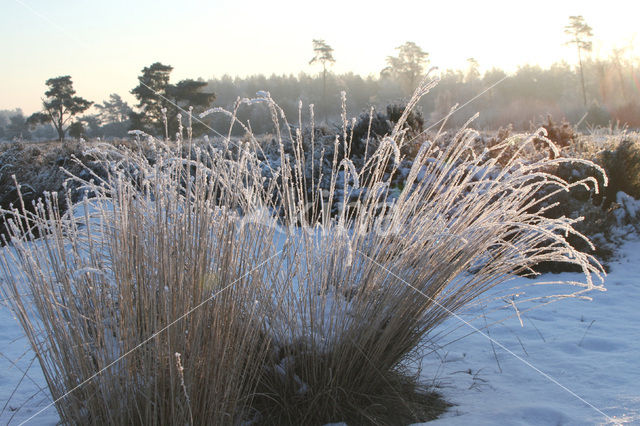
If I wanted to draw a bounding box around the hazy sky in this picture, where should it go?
[1,0,638,114]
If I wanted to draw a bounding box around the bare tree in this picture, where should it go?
[309,39,335,123]
[564,15,593,106]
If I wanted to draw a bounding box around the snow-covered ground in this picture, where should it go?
[1,237,638,425]
[0,290,59,424]
[419,237,640,426]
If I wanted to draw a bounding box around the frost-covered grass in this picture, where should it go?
[0,143,278,424]
[0,79,611,425]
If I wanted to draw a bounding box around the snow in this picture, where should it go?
[0,298,59,424]
[417,237,640,426]
[1,233,639,425]
[616,192,640,224]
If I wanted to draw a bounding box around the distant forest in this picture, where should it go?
[202,56,640,133]
[2,56,639,141]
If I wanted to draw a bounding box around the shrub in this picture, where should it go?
[482,116,577,169]
[484,124,555,167]
[532,158,617,272]
[539,114,577,149]
[68,121,87,140]
[386,103,424,137]
[1,82,606,425]
[534,137,640,272]
[349,110,392,158]
[0,141,83,242]
[347,103,425,160]
[595,137,640,208]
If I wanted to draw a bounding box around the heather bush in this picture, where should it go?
[532,159,617,272]
[349,109,392,158]
[347,102,425,160]
[595,136,640,208]
[482,123,558,168]
[386,103,424,137]
[538,114,577,149]
[0,140,88,241]
[532,135,640,271]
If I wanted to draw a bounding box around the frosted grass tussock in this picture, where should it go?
[0,77,606,425]
[1,133,278,424]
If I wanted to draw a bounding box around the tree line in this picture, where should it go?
[2,16,638,141]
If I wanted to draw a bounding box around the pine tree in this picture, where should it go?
[27,76,92,141]
[130,63,215,136]
[381,42,429,94]
[564,15,593,107]
[309,39,335,124]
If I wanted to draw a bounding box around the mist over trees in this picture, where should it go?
[196,33,639,136]
[0,110,29,140]
[200,55,639,137]
[0,109,59,140]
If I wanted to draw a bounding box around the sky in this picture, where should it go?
[1,0,639,114]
